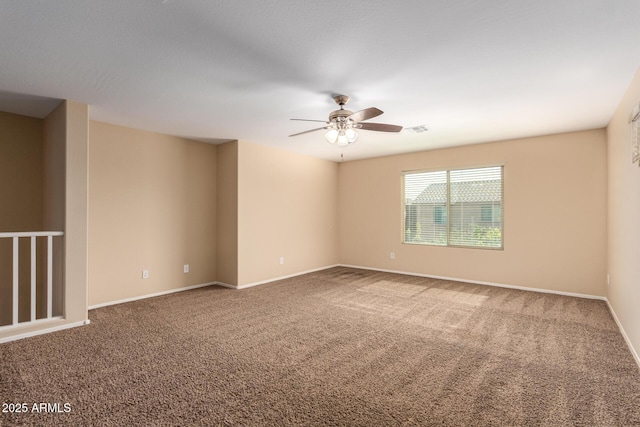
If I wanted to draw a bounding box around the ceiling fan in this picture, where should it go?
[289,94,403,146]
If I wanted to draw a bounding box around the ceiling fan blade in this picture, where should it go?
[348,107,383,122]
[358,122,403,132]
[289,126,329,137]
[290,118,329,123]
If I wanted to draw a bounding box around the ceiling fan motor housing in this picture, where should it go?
[329,109,354,122]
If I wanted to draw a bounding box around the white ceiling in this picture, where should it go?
[1,1,640,161]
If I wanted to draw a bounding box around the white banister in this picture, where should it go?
[1,231,64,330]
[12,237,18,326]
[47,235,53,319]
[0,231,64,238]
[30,236,36,322]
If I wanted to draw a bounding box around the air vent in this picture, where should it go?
[406,125,429,134]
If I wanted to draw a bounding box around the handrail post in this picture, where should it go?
[30,236,36,322]
[12,237,19,326]
[47,235,53,319]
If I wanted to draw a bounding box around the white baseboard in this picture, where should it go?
[88,282,217,310]
[214,281,237,289]
[89,265,340,308]
[218,264,341,290]
[338,264,607,301]
[605,298,640,370]
[0,319,90,344]
[0,315,64,332]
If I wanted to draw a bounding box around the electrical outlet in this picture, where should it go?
[142,270,149,279]
[279,257,284,265]
[390,252,395,260]
[184,264,190,273]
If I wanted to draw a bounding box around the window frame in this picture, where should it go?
[401,164,504,250]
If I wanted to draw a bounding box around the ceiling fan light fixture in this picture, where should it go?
[326,124,358,146]
[337,131,349,146]
[325,128,339,143]
[345,128,358,143]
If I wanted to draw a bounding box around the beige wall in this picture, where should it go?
[338,129,608,296]
[0,112,43,231]
[88,121,217,306]
[0,111,44,326]
[62,101,90,324]
[237,140,339,286]
[607,67,640,360]
[216,141,238,286]
[89,136,338,293]
[43,102,66,319]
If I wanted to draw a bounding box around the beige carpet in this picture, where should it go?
[1,267,639,426]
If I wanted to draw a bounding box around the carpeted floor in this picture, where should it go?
[1,267,639,426]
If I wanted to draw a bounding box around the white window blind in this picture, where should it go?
[404,170,447,245]
[403,166,503,249]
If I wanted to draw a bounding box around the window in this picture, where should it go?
[480,205,500,223]
[403,166,503,249]
[480,205,493,222]
[632,102,640,166]
[405,204,417,235]
[434,206,446,225]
